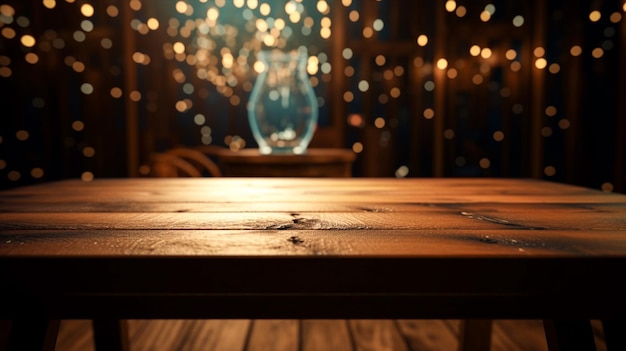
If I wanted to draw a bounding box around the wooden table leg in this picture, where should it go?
[5,319,60,351]
[602,319,626,351]
[0,320,11,350]
[543,320,597,351]
[92,319,130,351]
[458,319,492,351]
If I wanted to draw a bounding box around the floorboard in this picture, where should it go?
[53,319,607,351]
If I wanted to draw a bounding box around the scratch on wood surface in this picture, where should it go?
[460,212,547,230]
[355,206,392,213]
[266,223,293,230]
[287,236,304,244]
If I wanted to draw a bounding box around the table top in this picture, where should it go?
[1,178,626,319]
[216,148,356,177]
[216,148,356,164]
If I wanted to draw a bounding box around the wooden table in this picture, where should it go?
[216,148,356,177]
[1,178,626,350]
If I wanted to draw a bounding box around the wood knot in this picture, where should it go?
[479,237,498,244]
[287,236,304,244]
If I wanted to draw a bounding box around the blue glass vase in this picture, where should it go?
[247,48,318,154]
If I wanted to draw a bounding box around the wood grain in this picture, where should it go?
[301,320,353,351]
[2,229,626,257]
[348,320,409,351]
[3,178,623,204]
[395,320,460,350]
[246,320,299,351]
[56,319,605,351]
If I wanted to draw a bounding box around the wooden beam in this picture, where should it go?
[616,10,626,193]
[433,0,446,177]
[529,1,546,179]
[122,0,139,177]
[327,0,348,148]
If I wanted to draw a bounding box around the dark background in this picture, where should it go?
[0,0,624,192]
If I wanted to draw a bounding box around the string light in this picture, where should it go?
[0,2,620,191]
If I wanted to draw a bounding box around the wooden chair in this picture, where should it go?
[149,147,222,177]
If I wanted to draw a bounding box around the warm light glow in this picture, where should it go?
[173,42,185,54]
[493,131,504,142]
[0,4,15,16]
[541,127,553,137]
[176,1,188,13]
[535,58,547,69]
[417,34,428,46]
[423,108,434,119]
[349,10,359,22]
[469,45,481,56]
[110,87,123,98]
[592,47,604,58]
[31,168,44,178]
[505,49,517,60]
[455,6,466,17]
[253,61,266,73]
[106,5,119,17]
[20,35,36,47]
[480,10,491,22]
[81,172,94,182]
[480,48,492,59]
[43,0,56,9]
[549,63,560,74]
[610,12,622,23]
[533,47,545,57]
[446,68,458,79]
[129,91,142,102]
[317,1,329,14]
[363,27,373,38]
[472,74,484,84]
[570,45,582,56]
[589,10,601,22]
[390,87,401,98]
[348,113,363,127]
[25,53,39,64]
[82,146,95,158]
[374,117,385,129]
[375,55,386,66]
[436,58,448,70]
[80,4,94,17]
[602,182,614,192]
[343,91,354,102]
[146,18,159,30]
[16,130,29,141]
[445,0,456,12]
[2,28,16,40]
[320,27,331,39]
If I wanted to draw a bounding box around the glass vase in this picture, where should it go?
[247,48,318,155]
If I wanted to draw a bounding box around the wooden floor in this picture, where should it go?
[55,319,607,351]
